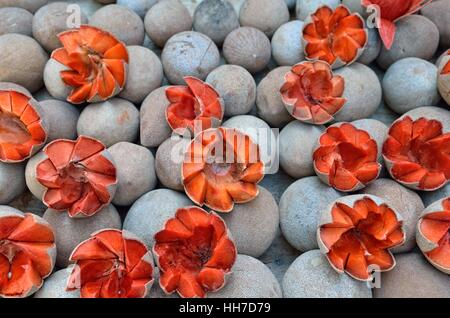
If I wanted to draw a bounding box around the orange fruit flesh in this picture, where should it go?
[383,116,450,190]
[320,197,404,280]
[0,214,55,297]
[0,91,46,162]
[182,128,264,212]
[303,5,367,65]
[166,77,223,133]
[67,229,153,298]
[154,207,236,298]
[36,136,116,217]
[313,124,380,191]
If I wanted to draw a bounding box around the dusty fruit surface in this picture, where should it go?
[153,206,236,298]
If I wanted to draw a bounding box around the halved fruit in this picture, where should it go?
[153,206,236,298]
[165,76,224,135]
[438,50,450,105]
[416,197,450,274]
[51,25,129,104]
[0,207,56,298]
[0,89,47,163]
[302,5,368,68]
[182,127,264,213]
[362,0,432,49]
[280,61,346,125]
[382,115,450,191]
[66,229,154,298]
[313,123,381,192]
[35,136,117,218]
[317,195,405,281]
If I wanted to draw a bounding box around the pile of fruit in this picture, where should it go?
[0,0,448,298]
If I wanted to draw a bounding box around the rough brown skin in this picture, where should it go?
[0,7,32,36]
[223,27,271,74]
[140,86,172,148]
[421,0,450,47]
[144,0,193,48]
[0,34,48,93]
[89,4,145,46]
[239,0,289,37]
[32,2,88,52]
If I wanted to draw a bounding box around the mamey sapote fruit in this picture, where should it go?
[302,5,367,69]
[165,76,224,135]
[361,0,431,49]
[66,229,154,298]
[0,206,56,298]
[313,123,381,192]
[182,127,264,213]
[0,88,48,163]
[47,25,129,104]
[438,50,450,105]
[382,111,450,191]
[317,195,405,281]
[35,136,117,218]
[280,61,346,125]
[153,206,237,298]
[416,197,450,274]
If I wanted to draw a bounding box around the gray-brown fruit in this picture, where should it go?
[239,0,289,37]
[0,162,25,204]
[0,7,32,36]
[39,99,80,142]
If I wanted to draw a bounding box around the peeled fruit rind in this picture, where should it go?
[382,114,450,191]
[35,136,117,218]
[317,194,405,281]
[165,76,224,135]
[361,0,432,49]
[302,5,368,69]
[416,197,450,274]
[0,89,48,163]
[437,50,450,105]
[280,61,346,125]
[49,25,129,104]
[313,123,381,192]
[182,127,264,213]
[153,206,237,298]
[66,229,154,298]
[0,206,56,298]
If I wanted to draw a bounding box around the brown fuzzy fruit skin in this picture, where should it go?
[279,121,324,179]
[376,15,439,70]
[0,0,48,13]
[108,142,157,206]
[0,162,25,204]
[119,45,163,104]
[283,250,372,298]
[374,253,450,298]
[32,2,88,52]
[39,99,80,142]
[206,65,256,117]
[223,27,271,74]
[140,86,172,148]
[162,31,220,85]
[34,268,79,298]
[333,63,382,122]
[193,0,239,46]
[421,0,450,47]
[239,0,289,38]
[89,4,145,46]
[209,254,282,298]
[123,189,192,249]
[77,98,140,147]
[0,34,48,93]
[43,204,122,268]
[359,178,424,253]
[144,0,192,48]
[256,66,293,128]
[220,187,279,258]
[155,136,191,191]
[0,7,32,36]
